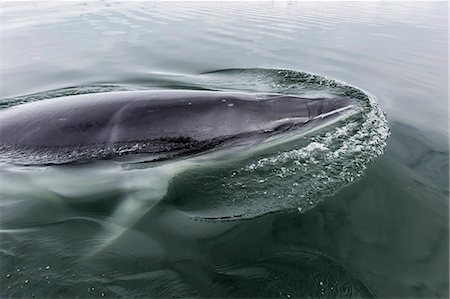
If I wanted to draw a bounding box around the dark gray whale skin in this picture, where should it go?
[0,90,355,164]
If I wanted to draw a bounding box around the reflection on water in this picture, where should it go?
[0,1,448,298]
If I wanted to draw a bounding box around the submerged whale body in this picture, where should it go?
[0,90,356,164]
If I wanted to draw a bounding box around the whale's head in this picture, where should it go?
[264,94,354,118]
[253,94,356,134]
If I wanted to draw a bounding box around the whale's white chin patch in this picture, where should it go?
[267,116,309,128]
[313,104,356,120]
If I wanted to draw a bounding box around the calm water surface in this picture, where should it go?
[0,2,448,298]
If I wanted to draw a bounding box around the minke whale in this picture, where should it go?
[0,90,356,164]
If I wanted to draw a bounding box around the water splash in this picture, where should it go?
[163,68,390,219]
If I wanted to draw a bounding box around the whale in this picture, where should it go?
[0,90,356,165]
[0,89,358,255]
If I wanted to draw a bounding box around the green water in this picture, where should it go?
[0,2,448,298]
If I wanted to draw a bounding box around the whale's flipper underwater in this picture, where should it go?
[0,89,360,255]
[0,90,355,165]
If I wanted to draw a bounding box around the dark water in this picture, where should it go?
[0,2,448,298]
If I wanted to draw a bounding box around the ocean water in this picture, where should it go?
[0,2,448,298]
